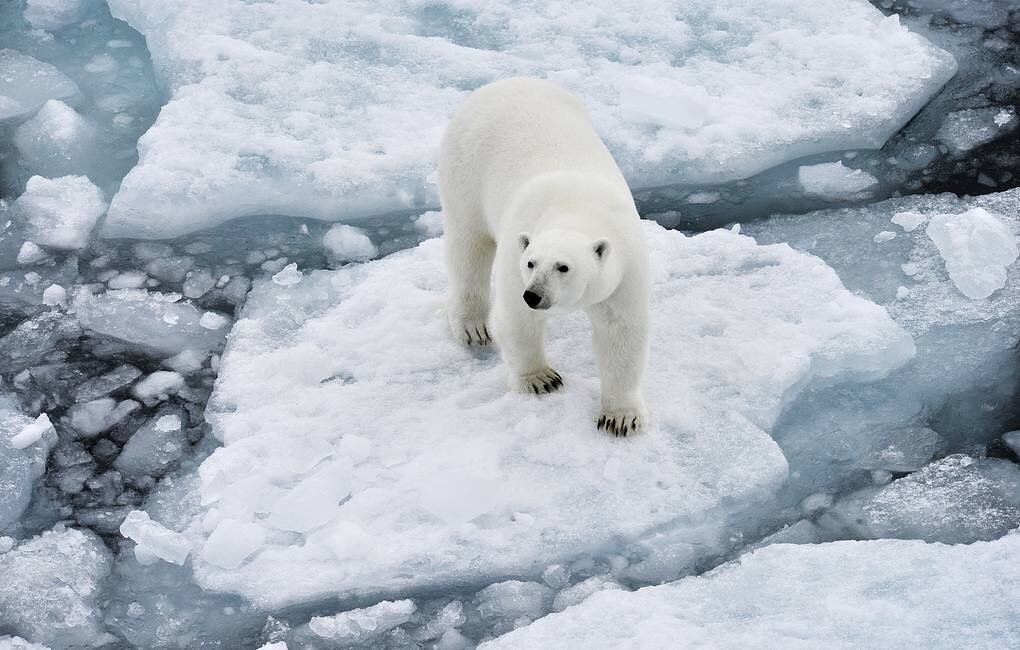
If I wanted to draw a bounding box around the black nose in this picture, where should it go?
[523,290,542,308]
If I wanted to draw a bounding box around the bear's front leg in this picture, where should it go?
[589,302,649,436]
[493,301,563,395]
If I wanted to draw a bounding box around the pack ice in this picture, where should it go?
[102,0,955,238]
[482,533,1020,649]
[179,221,911,608]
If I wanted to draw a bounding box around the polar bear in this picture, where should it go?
[439,78,649,436]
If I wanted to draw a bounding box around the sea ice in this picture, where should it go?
[23,0,96,31]
[0,526,113,648]
[101,0,955,238]
[0,395,57,528]
[936,106,1018,155]
[182,221,910,608]
[73,288,230,357]
[120,509,192,566]
[323,224,377,263]
[65,397,139,437]
[13,100,96,178]
[131,370,184,405]
[0,49,80,123]
[823,455,1020,544]
[797,161,878,201]
[307,600,416,644]
[744,188,1020,491]
[12,175,107,251]
[483,534,1020,649]
[114,406,188,479]
[925,207,1018,299]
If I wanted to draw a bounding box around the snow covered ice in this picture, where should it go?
[101,0,954,238]
[483,533,1020,649]
[180,221,911,608]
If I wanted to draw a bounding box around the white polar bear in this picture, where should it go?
[438,77,650,436]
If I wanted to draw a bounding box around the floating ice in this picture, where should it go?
[823,455,1020,544]
[323,225,377,263]
[13,176,107,251]
[73,288,230,357]
[744,188,1020,491]
[0,636,49,650]
[10,414,53,450]
[797,161,878,200]
[72,364,142,402]
[101,0,955,238]
[477,581,551,623]
[891,210,928,232]
[13,100,96,178]
[132,370,184,404]
[200,519,266,570]
[120,510,192,566]
[184,221,910,608]
[41,284,65,306]
[0,50,80,123]
[484,534,1020,649]
[23,0,95,31]
[65,397,140,437]
[15,242,47,265]
[1,396,56,527]
[925,207,1018,299]
[308,600,416,644]
[0,526,113,648]
[936,106,1018,155]
[114,406,188,479]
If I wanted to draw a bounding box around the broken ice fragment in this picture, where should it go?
[926,207,1018,299]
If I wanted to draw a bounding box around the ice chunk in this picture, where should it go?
[15,242,47,265]
[797,162,878,200]
[936,107,1018,155]
[0,50,80,123]
[0,396,57,527]
[162,349,207,375]
[0,310,81,374]
[483,534,1020,649]
[323,225,378,263]
[120,510,192,566]
[824,455,1020,544]
[891,210,928,232]
[201,519,266,570]
[102,0,955,238]
[13,100,96,178]
[0,636,50,650]
[73,288,230,357]
[0,527,113,648]
[131,370,184,405]
[265,461,352,533]
[189,221,910,608]
[10,414,53,449]
[107,270,148,289]
[271,263,302,287]
[65,398,139,437]
[23,0,95,31]
[41,284,65,306]
[13,176,107,251]
[199,311,229,330]
[308,600,415,644]
[905,0,1019,27]
[552,576,623,613]
[477,581,551,623]
[414,211,444,238]
[925,207,1018,300]
[72,364,142,402]
[114,406,188,479]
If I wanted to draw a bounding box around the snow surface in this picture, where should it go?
[178,221,912,608]
[483,533,1020,649]
[102,0,955,238]
[0,49,80,123]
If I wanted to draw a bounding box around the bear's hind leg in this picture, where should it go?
[445,227,495,346]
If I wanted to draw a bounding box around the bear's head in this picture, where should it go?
[517,229,609,313]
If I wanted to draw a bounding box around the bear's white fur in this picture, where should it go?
[439,78,649,435]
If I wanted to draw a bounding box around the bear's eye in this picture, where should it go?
[527,261,534,269]
[557,265,569,273]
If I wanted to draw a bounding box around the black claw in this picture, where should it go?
[598,416,605,429]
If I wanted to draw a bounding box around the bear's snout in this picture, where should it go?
[523,290,544,309]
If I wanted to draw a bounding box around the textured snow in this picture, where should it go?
[12,176,107,251]
[0,527,113,648]
[925,207,1018,299]
[180,221,912,608]
[102,0,955,238]
[483,533,1020,649]
[0,49,80,123]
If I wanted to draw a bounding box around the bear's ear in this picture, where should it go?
[518,232,532,251]
[593,238,610,261]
